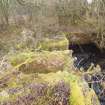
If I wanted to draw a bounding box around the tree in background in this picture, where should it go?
[0,0,105,48]
[88,0,105,48]
[0,0,9,25]
[55,0,88,25]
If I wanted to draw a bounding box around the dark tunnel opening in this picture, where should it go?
[69,42,105,105]
[69,42,105,70]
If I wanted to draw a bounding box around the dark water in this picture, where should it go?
[69,43,105,105]
[69,43,105,70]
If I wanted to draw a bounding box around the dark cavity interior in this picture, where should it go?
[69,43,105,70]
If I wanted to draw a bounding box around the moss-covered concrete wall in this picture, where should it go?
[0,50,100,105]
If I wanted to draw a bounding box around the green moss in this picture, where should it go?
[0,90,9,102]
[11,51,71,73]
[9,51,35,66]
[62,72,85,105]
[0,71,100,105]
[2,50,100,105]
[39,37,69,51]
[63,72,100,105]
